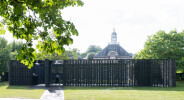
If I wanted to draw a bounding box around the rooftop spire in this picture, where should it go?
[111,29,117,44]
[113,28,115,32]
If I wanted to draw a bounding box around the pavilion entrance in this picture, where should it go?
[45,60,64,87]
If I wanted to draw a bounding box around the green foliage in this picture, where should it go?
[87,52,96,60]
[80,52,87,58]
[132,53,138,59]
[0,37,11,73]
[0,37,32,73]
[0,23,6,34]
[176,73,184,80]
[81,45,102,59]
[0,0,84,68]
[86,45,102,53]
[8,41,23,60]
[10,40,23,52]
[36,48,80,60]
[9,51,18,60]
[137,30,184,71]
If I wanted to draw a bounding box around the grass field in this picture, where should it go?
[64,81,184,100]
[0,82,45,99]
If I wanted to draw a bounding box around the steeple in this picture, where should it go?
[111,29,117,44]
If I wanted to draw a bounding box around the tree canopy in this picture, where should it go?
[136,30,184,71]
[0,0,83,68]
[86,45,102,53]
[10,40,23,52]
[36,48,80,60]
[80,45,102,58]
[0,37,24,73]
[87,52,96,60]
[0,37,11,73]
[9,40,23,60]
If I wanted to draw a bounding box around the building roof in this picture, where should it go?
[94,44,132,58]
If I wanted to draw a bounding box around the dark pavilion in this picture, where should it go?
[93,29,132,59]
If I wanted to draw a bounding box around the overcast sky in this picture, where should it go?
[61,0,184,53]
[3,0,184,54]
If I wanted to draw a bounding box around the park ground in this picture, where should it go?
[0,82,45,99]
[0,81,184,100]
[64,81,184,100]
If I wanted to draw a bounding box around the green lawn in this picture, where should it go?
[0,82,45,99]
[64,81,184,100]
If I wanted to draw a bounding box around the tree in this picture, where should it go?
[80,45,102,58]
[10,40,23,52]
[86,45,102,53]
[136,30,184,71]
[0,0,84,68]
[87,52,96,60]
[132,53,138,59]
[10,51,18,60]
[0,37,11,73]
[36,48,80,60]
[80,52,87,58]
[9,40,23,60]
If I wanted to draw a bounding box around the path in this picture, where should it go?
[40,86,64,100]
[0,84,64,100]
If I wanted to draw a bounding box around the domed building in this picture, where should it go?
[93,30,132,59]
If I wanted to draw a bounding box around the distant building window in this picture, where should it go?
[108,51,118,59]
[110,57,116,59]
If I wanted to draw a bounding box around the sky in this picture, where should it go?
[2,0,184,54]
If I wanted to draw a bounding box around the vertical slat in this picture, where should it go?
[163,60,165,87]
[109,59,111,86]
[85,60,87,86]
[112,60,114,86]
[161,59,163,87]
[132,59,134,86]
[98,60,100,86]
[169,59,172,87]
[143,60,145,86]
[97,60,99,86]
[8,61,11,85]
[165,60,168,87]
[120,60,122,86]
[153,60,155,86]
[111,60,113,86]
[123,59,125,87]
[102,60,104,86]
[107,60,109,86]
[167,60,169,87]
[77,60,79,86]
[173,59,176,87]
[130,59,133,86]
[63,60,65,86]
[89,60,91,86]
[68,60,70,86]
[45,59,49,87]
[127,59,129,87]
[117,60,120,86]
[156,59,158,86]
[79,60,81,86]
[91,60,93,86]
